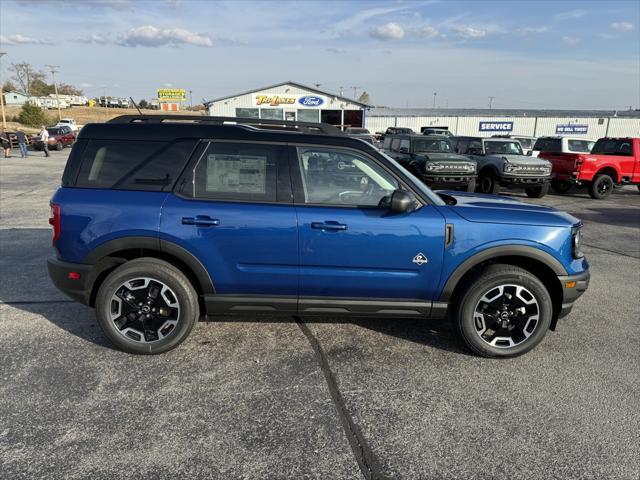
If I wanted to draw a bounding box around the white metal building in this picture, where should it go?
[205,81,369,128]
[2,91,29,106]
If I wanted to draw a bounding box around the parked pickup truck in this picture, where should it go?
[531,136,595,158]
[540,137,640,198]
[56,118,82,133]
[451,136,552,198]
[383,134,477,191]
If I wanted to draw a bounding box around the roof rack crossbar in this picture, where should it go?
[107,115,344,135]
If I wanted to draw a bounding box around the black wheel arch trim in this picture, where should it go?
[438,245,568,302]
[83,236,215,295]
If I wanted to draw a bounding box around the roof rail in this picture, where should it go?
[107,115,345,135]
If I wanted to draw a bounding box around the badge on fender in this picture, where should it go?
[412,253,428,265]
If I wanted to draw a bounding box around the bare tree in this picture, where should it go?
[357,91,371,104]
[10,63,46,96]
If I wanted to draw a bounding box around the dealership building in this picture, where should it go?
[204,81,369,128]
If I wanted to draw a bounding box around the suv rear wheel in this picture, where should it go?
[525,182,549,199]
[453,264,552,357]
[479,171,501,195]
[588,174,614,199]
[95,258,199,354]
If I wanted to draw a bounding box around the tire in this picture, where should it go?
[551,180,572,194]
[637,185,640,193]
[55,142,63,151]
[588,174,614,199]
[453,264,553,358]
[95,257,199,354]
[525,182,550,198]
[479,171,501,195]
[465,178,477,192]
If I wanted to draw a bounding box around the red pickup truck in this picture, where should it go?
[541,137,640,199]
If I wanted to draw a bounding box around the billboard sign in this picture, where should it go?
[556,124,588,135]
[479,121,513,132]
[157,88,186,101]
[255,93,327,108]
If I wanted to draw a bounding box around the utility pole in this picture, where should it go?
[189,89,193,109]
[339,86,344,96]
[314,83,321,89]
[433,92,437,108]
[0,52,7,129]
[488,96,495,110]
[45,64,61,121]
[350,86,361,99]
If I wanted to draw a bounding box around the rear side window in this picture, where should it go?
[591,139,633,156]
[567,140,594,153]
[75,140,196,190]
[533,138,561,153]
[190,142,284,202]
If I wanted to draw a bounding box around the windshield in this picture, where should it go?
[514,138,533,149]
[484,141,523,155]
[412,138,453,153]
[47,128,62,135]
[377,150,446,206]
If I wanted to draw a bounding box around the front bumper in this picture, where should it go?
[423,174,477,187]
[47,256,93,304]
[498,175,551,187]
[556,269,590,320]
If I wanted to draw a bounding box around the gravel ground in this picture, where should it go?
[1,150,638,479]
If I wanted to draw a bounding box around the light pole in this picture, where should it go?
[0,52,7,129]
[45,64,62,121]
[488,96,494,110]
[189,89,193,109]
[433,92,437,109]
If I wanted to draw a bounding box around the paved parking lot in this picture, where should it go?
[1,150,639,479]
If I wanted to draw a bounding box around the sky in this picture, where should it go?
[1,0,639,110]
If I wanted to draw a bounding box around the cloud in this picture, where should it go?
[79,82,93,88]
[610,22,634,32]
[0,34,52,45]
[75,33,110,45]
[516,26,548,36]
[562,36,581,46]
[370,22,405,40]
[326,47,347,54]
[451,26,487,39]
[553,9,589,21]
[116,26,212,48]
[418,26,439,38]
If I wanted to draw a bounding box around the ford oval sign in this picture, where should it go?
[298,95,324,107]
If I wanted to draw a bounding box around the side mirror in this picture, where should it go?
[390,189,416,214]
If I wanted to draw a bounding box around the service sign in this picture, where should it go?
[255,93,326,108]
[479,121,514,132]
[157,88,186,101]
[556,124,588,135]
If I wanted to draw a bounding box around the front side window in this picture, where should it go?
[391,138,401,151]
[399,139,411,151]
[192,142,282,202]
[296,146,398,207]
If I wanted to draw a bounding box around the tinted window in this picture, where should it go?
[391,138,401,151]
[399,139,411,151]
[383,136,392,149]
[296,146,398,207]
[567,140,594,153]
[412,138,452,153]
[236,108,259,119]
[591,139,633,156]
[192,142,282,202]
[75,140,195,190]
[533,138,561,153]
[48,128,62,135]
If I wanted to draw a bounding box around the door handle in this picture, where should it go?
[182,216,220,227]
[311,221,348,231]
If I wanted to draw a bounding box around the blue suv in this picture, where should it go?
[47,116,590,357]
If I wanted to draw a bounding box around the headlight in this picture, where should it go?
[504,162,517,172]
[572,226,584,259]
[425,163,442,172]
[542,166,551,174]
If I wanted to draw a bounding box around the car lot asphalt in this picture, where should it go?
[1,150,639,480]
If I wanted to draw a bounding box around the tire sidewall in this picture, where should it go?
[95,260,199,354]
[589,174,613,199]
[457,269,553,357]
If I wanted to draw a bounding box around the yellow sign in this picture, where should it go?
[255,95,296,107]
[157,88,186,101]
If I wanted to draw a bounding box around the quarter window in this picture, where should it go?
[192,142,283,202]
[295,146,398,207]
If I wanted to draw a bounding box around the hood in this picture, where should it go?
[487,154,550,166]
[417,152,473,163]
[436,191,579,227]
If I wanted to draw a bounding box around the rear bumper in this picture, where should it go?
[47,256,93,305]
[556,270,590,319]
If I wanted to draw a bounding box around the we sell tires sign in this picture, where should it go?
[479,121,514,132]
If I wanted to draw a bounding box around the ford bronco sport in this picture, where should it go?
[48,116,589,357]
[451,136,552,198]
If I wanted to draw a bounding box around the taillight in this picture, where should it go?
[575,155,585,167]
[49,204,61,244]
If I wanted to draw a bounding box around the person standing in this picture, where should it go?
[0,130,11,158]
[16,129,28,158]
[39,126,50,157]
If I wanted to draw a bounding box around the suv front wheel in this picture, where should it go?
[478,171,501,195]
[95,258,199,354]
[453,265,553,357]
